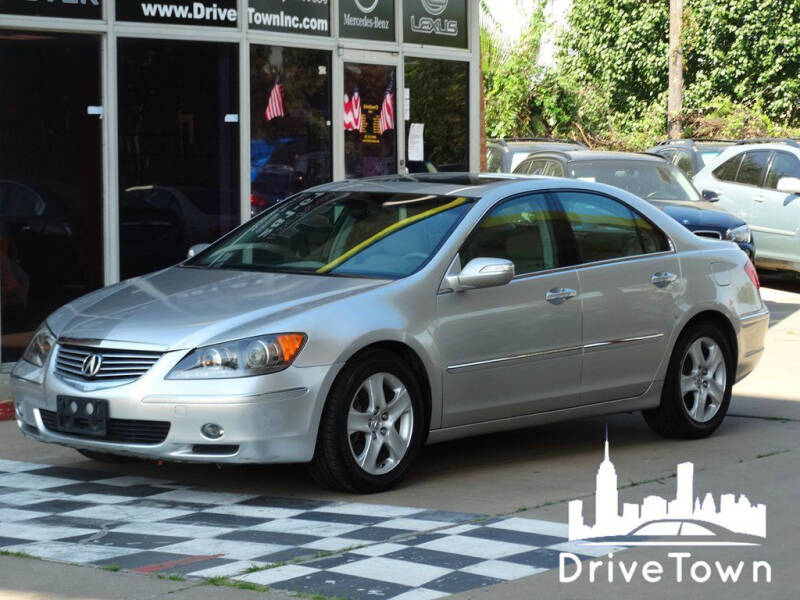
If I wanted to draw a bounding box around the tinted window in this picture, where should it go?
[713,154,743,182]
[734,151,770,186]
[461,193,564,275]
[765,152,800,189]
[556,191,669,263]
[486,147,503,173]
[674,151,693,176]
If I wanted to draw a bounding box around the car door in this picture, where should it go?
[554,190,681,404]
[750,150,800,263]
[437,192,583,427]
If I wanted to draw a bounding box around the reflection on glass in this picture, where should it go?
[0,31,103,362]
[250,45,332,216]
[188,192,474,279]
[117,39,240,280]
[344,63,397,179]
[404,58,469,173]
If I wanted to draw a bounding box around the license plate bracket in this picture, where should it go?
[56,396,108,437]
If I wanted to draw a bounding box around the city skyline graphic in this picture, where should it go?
[568,431,766,546]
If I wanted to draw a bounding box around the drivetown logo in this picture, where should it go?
[559,432,772,584]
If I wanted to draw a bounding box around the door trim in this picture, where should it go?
[447,344,583,373]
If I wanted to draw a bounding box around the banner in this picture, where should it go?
[339,0,394,42]
[403,0,467,49]
[116,0,238,26]
[0,0,102,19]
[248,0,330,36]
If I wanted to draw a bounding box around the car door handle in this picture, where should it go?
[546,287,577,304]
[651,271,678,287]
[754,195,766,203]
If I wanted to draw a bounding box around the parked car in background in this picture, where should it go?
[647,139,736,177]
[693,140,800,272]
[513,151,755,258]
[486,137,586,173]
[13,174,767,492]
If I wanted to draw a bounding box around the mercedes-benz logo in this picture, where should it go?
[421,0,448,16]
[354,0,379,13]
[81,353,103,378]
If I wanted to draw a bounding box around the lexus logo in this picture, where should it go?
[81,353,103,378]
[353,0,379,13]
[421,0,448,16]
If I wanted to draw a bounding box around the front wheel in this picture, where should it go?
[643,322,734,439]
[308,349,426,493]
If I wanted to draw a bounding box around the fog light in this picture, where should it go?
[85,402,95,416]
[201,423,224,439]
[69,401,79,414]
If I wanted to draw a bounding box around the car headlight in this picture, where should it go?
[166,333,306,380]
[726,224,752,244]
[22,323,56,367]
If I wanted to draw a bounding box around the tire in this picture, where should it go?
[77,449,143,464]
[643,322,734,439]
[308,349,426,493]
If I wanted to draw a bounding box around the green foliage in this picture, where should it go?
[483,0,800,150]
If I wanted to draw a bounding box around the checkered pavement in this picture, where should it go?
[0,459,618,599]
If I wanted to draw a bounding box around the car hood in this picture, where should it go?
[650,200,744,229]
[47,267,387,351]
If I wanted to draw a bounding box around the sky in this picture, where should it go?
[484,0,573,66]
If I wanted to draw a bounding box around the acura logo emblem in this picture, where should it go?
[81,353,103,378]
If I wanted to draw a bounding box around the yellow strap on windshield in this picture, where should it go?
[316,197,468,274]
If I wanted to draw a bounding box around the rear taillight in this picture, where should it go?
[744,260,760,291]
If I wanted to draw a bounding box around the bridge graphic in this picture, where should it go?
[568,433,766,545]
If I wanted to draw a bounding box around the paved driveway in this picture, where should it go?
[0,280,798,599]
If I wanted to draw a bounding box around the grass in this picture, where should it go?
[100,564,120,572]
[0,550,37,560]
[756,449,790,459]
[204,576,271,593]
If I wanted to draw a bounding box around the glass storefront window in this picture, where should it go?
[344,62,397,179]
[404,57,469,173]
[117,38,240,280]
[0,31,103,362]
[250,45,332,216]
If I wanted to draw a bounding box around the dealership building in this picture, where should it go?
[0,0,479,364]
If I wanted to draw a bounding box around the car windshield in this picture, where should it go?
[569,160,701,202]
[186,191,474,279]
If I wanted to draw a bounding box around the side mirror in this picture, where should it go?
[187,243,210,258]
[702,189,720,202]
[776,177,800,195]
[447,257,515,292]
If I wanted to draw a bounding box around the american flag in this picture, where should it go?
[379,75,395,134]
[344,88,362,131]
[265,76,284,121]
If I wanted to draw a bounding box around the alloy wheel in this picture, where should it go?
[346,372,414,476]
[680,336,727,423]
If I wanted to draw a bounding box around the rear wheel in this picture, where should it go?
[308,349,425,493]
[643,322,733,439]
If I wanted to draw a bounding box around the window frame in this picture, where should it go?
[712,153,744,183]
[455,188,675,284]
[731,150,771,188]
[764,150,800,190]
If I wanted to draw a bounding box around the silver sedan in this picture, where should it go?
[12,174,769,492]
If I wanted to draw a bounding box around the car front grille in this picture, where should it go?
[55,344,162,383]
[693,230,723,239]
[40,409,170,445]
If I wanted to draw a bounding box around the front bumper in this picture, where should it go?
[12,348,339,464]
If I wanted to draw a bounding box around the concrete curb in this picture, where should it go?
[0,399,14,422]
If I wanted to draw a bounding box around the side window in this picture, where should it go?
[460,193,564,276]
[735,151,770,186]
[556,191,669,264]
[513,159,534,175]
[765,152,800,190]
[545,160,565,177]
[674,151,693,176]
[486,147,503,173]
[712,154,743,182]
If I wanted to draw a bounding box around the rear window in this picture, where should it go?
[712,154,743,182]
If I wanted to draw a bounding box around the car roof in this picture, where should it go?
[523,150,668,163]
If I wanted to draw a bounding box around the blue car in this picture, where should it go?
[512,150,755,258]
